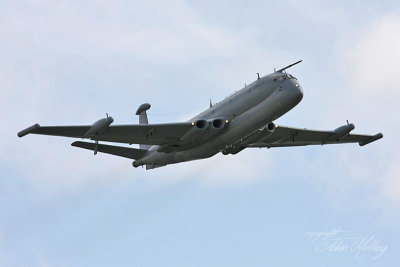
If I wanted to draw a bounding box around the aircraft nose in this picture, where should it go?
[295,82,303,98]
[289,81,303,102]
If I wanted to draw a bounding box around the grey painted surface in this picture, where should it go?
[18,67,382,169]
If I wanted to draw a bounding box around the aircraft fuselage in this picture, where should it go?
[133,72,303,168]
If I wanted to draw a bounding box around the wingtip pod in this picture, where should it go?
[17,123,40,137]
[359,133,383,146]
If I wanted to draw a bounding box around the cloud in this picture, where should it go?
[0,0,243,65]
[1,0,292,198]
[2,1,400,266]
[333,14,400,208]
[381,156,400,208]
[1,1,398,212]
[341,15,400,97]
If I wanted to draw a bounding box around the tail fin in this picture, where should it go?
[136,103,151,150]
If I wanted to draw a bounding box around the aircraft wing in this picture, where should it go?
[18,122,194,145]
[243,124,383,148]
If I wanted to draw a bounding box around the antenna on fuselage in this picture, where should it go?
[209,99,212,108]
[275,60,302,73]
[257,73,260,80]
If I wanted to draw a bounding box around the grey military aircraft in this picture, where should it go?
[18,61,383,169]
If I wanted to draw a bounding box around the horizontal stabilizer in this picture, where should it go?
[146,164,166,170]
[71,141,148,160]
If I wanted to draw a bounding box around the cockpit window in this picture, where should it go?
[274,74,297,81]
[274,75,285,81]
[286,74,297,80]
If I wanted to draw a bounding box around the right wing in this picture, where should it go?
[248,125,383,147]
[227,123,383,153]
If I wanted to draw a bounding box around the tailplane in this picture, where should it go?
[72,141,147,160]
[146,164,166,170]
[136,103,152,150]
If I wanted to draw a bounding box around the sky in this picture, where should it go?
[1,0,400,266]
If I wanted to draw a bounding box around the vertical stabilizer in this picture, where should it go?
[136,103,151,150]
[136,103,151,124]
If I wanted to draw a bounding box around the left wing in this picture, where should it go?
[18,122,194,145]
[234,124,383,149]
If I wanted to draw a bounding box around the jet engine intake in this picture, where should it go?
[180,119,209,142]
[267,122,276,133]
[195,120,208,130]
[210,118,228,129]
[222,146,245,155]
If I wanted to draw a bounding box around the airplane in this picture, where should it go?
[18,60,383,169]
